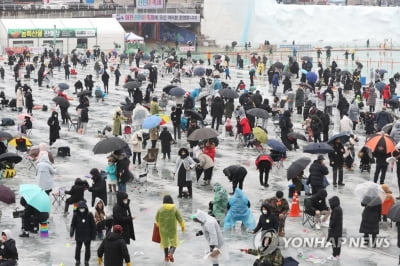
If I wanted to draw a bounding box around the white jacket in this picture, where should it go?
[339,115,353,134]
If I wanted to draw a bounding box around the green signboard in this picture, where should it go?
[8,28,97,39]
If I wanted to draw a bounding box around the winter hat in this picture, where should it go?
[89,168,101,178]
[113,225,123,234]
[276,191,284,199]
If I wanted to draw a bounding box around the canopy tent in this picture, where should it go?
[125,32,144,43]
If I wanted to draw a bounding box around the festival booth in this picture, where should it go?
[0,18,125,55]
[124,32,145,54]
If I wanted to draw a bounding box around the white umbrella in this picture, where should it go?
[354,181,386,207]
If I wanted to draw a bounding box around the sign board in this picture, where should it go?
[136,0,164,9]
[179,46,195,52]
[5,47,50,55]
[279,44,312,51]
[8,28,97,39]
[113,13,200,23]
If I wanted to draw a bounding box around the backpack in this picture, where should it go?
[57,146,70,157]
[1,118,15,126]
[42,104,48,111]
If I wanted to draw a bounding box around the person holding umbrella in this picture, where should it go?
[308,155,329,195]
[328,138,345,187]
[373,145,390,184]
[19,196,49,237]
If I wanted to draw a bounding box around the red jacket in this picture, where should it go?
[382,86,391,100]
[203,146,216,161]
[240,117,251,134]
[255,154,273,169]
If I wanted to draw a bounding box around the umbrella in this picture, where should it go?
[300,69,308,74]
[129,66,139,72]
[282,71,294,77]
[306,72,318,83]
[77,90,92,97]
[375,81,386,91]
[19,184,51,212]
[378,69,388,74]
[382,122,394,134]
[8,136,32,147]
[266,139,286,153]
[163,85,177,94]
[219,88,239,99]
[250,52,258,56]
[194,67,206,77]
[287,157,312,180]
[92,137,128,154]
[327,132,350,144]
[0,184,15,204]
[355,62,363,69]
[17,113,33,121]
[52,96,70,108]
[287,55,296,61]
[324,46,333,49]
[0,152,22,164]
[253,127,268,143]
[0,131,12,140]
[365,132,396,153]
[137,74,146,81]
[246,108,269,119]
[273,62,284,69]
[142,115,162,129]
[143,63,153,70]
[29,148,54,164]
[354,181,386,207]
[299,82,313,90]
[168,87,186,97]
[301,56,312,61]
[213,55,222,59]
[123,81,141,90]
[165,57,175,63]
[157,114,170,124]
[185,109,203,121]
[187,128,219,141]
[303,142,334,154]
[287,132,307,141]
[340,70,351,76]
[58,83,69,91]
[388,201,400,222]
[132,104,150,122]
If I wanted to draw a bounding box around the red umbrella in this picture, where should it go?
[365,132,396,154]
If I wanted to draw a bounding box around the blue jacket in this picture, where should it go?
[223,188,256,230]
[272,73,279,87]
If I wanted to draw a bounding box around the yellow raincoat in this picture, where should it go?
[155,203,185,249]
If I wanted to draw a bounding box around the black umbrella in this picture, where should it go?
[0,184,15,204]
[375,81,386,91]
[163,85,177,94]
[143,63,153,70]
[58,83,69,91]
[52,96,70,108]
[219,88,239,99]
[287,132,307,141]
[299,82,313,90]
[378,69,388,74]
[355,62,363,69]
[168,87,186,97]
[213,55,222,59]
[123,81,141,90]
[224,55,230,61]
[92,137,128,154]
[327,132,350,144]
[166,57,174,63]
[246,108,269,119]
[77,90,92,97]
[0,152,22,164]
[273,62,284,69]
[324,46,333,49]
[388,201,400,222]
[185,109,203,121]
[287,157,312,180]
[199,59,205,64]
[137,74,146,81]
[288,55,296,61]
[382,122,394,134]
[303,143,334,154]
[301,56,312,61]
[282,71,294,77]
[187,128,219,141]
[194,67,206,77]
[0,131,13,140]
[250,52,258,56]
[340,70,351,76]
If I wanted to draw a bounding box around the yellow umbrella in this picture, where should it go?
[252,127,268,144]
[157,114,170,123]
[8,136,32,147]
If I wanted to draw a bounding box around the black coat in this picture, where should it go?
[25,92,34,109]
[159,130,173,154]
[310,115,323,135]
[97,232,130,266]
[170,107,182,126]
[0,238,18,261]
[47,112,60,142]
[308,160,329,187]
[113,192,135,244]
[70,201,96,242]
[65,180,88,204]
[328,196,343,238]
[253,204,279,233]
[116,155,131,184]
[328,143,345,167]
[359,204,381,235]
[88,175,107,207]
[309,190,329,213]
[223,165,247,182]
[252,93,263,108]
[211,97,224,118]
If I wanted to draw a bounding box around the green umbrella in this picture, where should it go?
[19,184,51,212]
[125,48,136,54]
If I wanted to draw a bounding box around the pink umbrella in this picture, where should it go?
[17,113,33,121]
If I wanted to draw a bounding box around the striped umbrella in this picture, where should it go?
[365,132,396,153]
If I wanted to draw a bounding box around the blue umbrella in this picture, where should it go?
[142,115,162,129]
[190,88,201,99]
[169,87,186,97]
[194,67,206,77]
[19,184,51,212]
[375,81,386,91]
[306,72,318,83]
[266,139,287,153]
[58,83,69,91]
[327,132,350,144]
[378,69,388,75]
[300,69,308,74]
[142,53,150,61]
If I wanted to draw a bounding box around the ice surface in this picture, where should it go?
[0,52,398,266]
[202,0,400,46]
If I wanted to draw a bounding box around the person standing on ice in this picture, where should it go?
[47,111,60,146]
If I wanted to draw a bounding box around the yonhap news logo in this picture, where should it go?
[279,236,391,249]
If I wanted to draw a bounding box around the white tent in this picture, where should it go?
[125,32,144,42]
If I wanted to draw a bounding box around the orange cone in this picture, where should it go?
[288,191,301,217]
